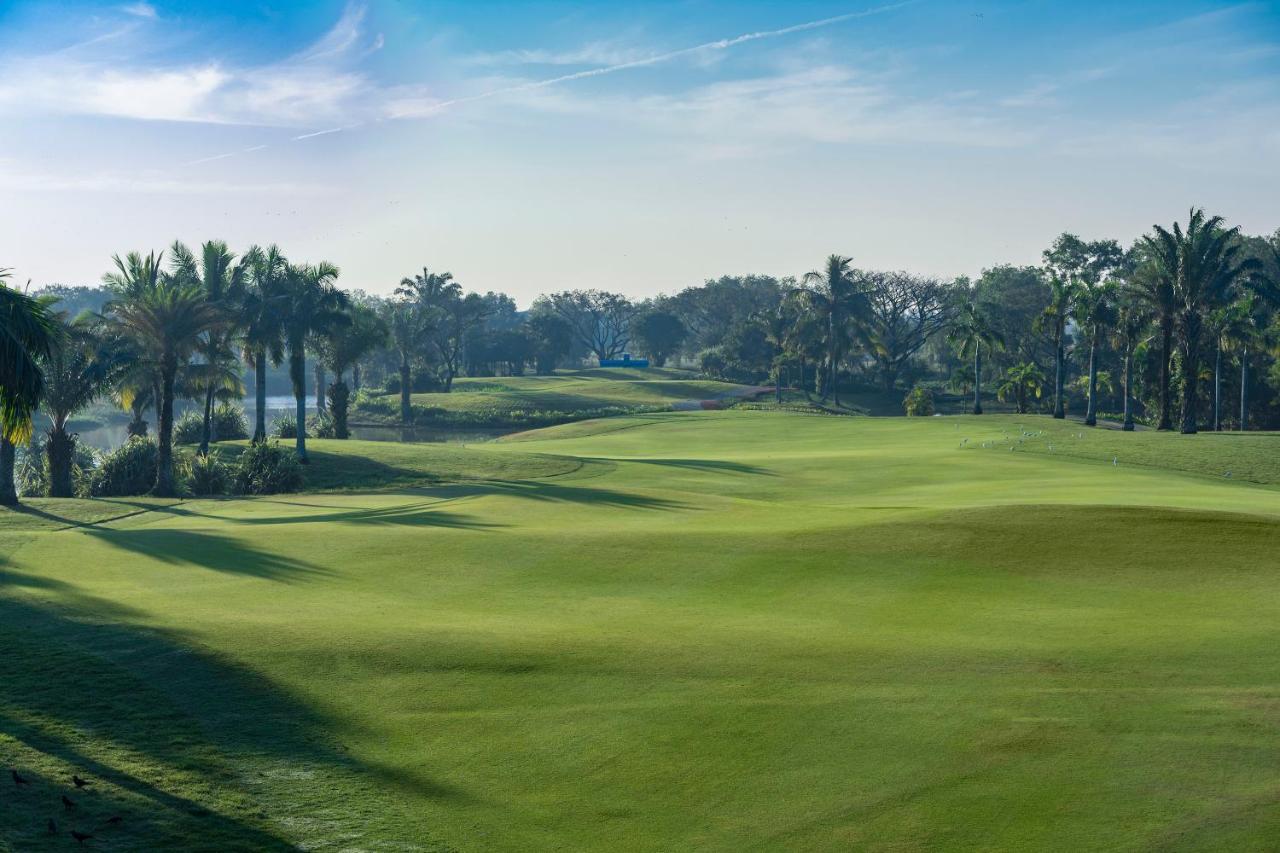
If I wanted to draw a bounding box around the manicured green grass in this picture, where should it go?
[354,367,753,427]
[3,412,1280,849]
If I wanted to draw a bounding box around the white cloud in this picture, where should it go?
[119,2,157,19]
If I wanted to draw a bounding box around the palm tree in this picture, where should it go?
[996,362,1046,414]
[170,241,245,455]
[241,245,289,443]
[0,271,58,505]
[1034,274,1076,419]
[799,255,865,406]
[1112,296,1150,432]
[39,316,128,496]
[280,261,346,462]
[1218,295,1265,430]
[1141,208,1260,434]
[1073,281,1117,427]
[105,251,221,495]
[1128,259,1176,430]
[947,301,1005,415]
[321,303,387,439]
[381,298,430,425]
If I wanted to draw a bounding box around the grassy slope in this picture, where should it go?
[356,367,751,425]
[3,414,1280,849]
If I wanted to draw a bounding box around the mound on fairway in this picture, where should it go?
[353,367,757,428]
[2,412,1280,850]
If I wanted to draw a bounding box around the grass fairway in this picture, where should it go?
[355,367,755,427]
[3,413,1280,850]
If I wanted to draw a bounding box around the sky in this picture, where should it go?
[0,0,1277,305]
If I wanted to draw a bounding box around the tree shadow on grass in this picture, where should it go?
[76,528,331,583]
[0,574,455,851]
[615,457,777,476]
[428,479,689,511]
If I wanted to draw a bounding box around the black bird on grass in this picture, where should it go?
[62,794,76,811]
[72,774,91,789]
[103,815,123,826]
[11,769,30,787]
[71,830,94,845]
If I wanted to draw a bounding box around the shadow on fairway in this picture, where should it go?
[616,457,777,476]
[430,479,689,511]
[0,571,450,850]
[77,528,330,583]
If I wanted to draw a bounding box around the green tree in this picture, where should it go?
[799,255,866,406]
[280,262,346,462]
[1112,296,1150,431]
[381,297,431,424]
[525,313,573,375]
[631,310,686,367]
[321,303,387,439]
[1141,208,1260,434]
[947,301,1005,415]
[169,240,245,456]
[996,362,1046,414]
[105,250,221,496]
[240,245,289,443]
[1074,281,1118,427]
[1034,274,1077,419]
[0,270,58,505]
[39,315,128,496]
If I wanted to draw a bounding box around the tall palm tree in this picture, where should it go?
[280,261,346,462]
[1073,281,1117,427]
[1112,296,1150,432]
[39,315,129,496]
[1141,208,1260,434]
[170,240,245,455]
[799,255,865,406]
[105,251,221,495]
[947,301,1005,415]
[381,298,430,425]
[0,271,58,505]
[1218,295,1265,431]
[320,303,387,439]
[1128,259,1176,430]
[241,245,289,443]
[1034,274,1077,419]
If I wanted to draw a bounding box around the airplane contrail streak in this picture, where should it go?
[184,1,917,165]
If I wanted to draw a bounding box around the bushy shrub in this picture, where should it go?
[308,411,337,439]
[173,410,206,444]
[87,436,159,497]
[16,436,98,497]
[903,385,935,417]
[231,441,303,495]
[271,414,297,439]
[175,404,250,444]
[188,452,230,496]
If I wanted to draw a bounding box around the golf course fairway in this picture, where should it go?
[2,411,1280,850]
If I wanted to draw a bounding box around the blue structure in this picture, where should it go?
[599,353,649,368]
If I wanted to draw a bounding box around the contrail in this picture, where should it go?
[185,1,916,165]
[421,0,918,114]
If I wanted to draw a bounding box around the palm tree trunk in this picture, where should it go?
[1213,343,1222,432]
[46,425,75,498]
[1180,313,1200,434]
[253,350,268,443]
[314,362,326,413]
[352,363,362,393]
[292,351,309,463]
[199,383,215,455]
[1240,348,1249,431]
[399,358,412,425]
[1053,330,1065,419]
[1085,333,1098,427]
[331,379,350,439]
[153,357,179,496]
[1157,319,1173,430]
[1,438,19,506]
[1123,344,1135,431]
[973,345,983,415]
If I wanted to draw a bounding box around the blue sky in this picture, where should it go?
[0,1,1277,303]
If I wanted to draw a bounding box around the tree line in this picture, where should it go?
[0,206,1277,504]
